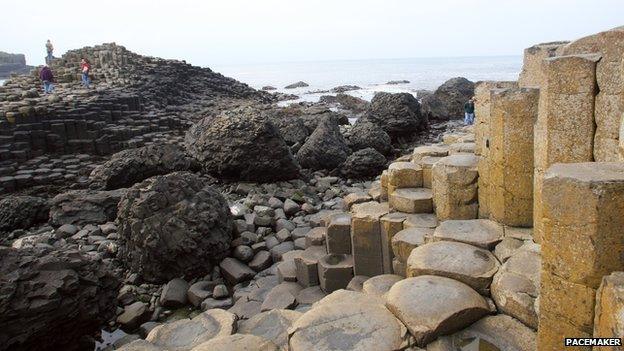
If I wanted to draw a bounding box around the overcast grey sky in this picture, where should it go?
[2,0,623,67]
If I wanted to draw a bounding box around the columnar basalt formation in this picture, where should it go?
[473,81,516,219]
[538,162,624,349]
[533,53,600,243]
[350,201,390,276]
[431,153,479,220]
[562,27,624,162]
[594,272,624,347]
[517,42,569,88]
[488,88,538,227]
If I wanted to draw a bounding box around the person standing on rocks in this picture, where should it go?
[80,58,91,88]
[45,39,54,63]
[464,97,475,125]
[39,65,54,94]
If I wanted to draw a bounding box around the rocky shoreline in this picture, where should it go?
[2,25,623,351]
[0,43,468,351]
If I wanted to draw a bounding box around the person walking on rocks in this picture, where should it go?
[80,58,91,88]
[464,97,475,125]
[45,39,54,63]
[39,65,54,94]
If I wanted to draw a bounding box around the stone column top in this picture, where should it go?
[545,162,624,183]
[351,201,389,220]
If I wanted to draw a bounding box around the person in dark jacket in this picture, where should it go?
[39,65,54,94]
[464,98,475,125]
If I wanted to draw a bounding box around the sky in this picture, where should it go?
[1,0,623,67]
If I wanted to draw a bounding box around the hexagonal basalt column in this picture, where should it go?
[317,254,354,293]
[431,154,479,221]
[538,162,624,350]
[533,53,600,243]
[350,201,389,277]
[325,213,351,255]
[387,161,423,195]
[488,87,539,227]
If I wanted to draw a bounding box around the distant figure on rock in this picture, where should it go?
[39,65,54,94]
[45,39,54,63]
[464,97,475,125]
[80,58,91,88]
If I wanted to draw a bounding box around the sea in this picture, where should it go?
[211,55,522,105]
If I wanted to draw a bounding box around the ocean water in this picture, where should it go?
[212,55,522,104]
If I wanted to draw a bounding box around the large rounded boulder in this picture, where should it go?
[345,121,392,155]
[296,116,350,171]
[0,195,49,233]
[90,144,196,190]
[361,92,426,141]
[340,148,387,179]
[0,246,119,351]
[117,172,233,283]
[185,109,300,182]
[421,77,475,120]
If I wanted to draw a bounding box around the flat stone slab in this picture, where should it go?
[289,300,409,351]
[403,213,438,229]
[433,219,504,249]
[260,282,302,312]
[296,286,327,305]
[491,246,540,329]
[444,314,537,351]
[146,309,236,351]
[406,241,500,294]
[389,188,433,214]
[117,340,164,351]
[239,309,302,349]
[191,334,278,351]
[220,258,255,285]
[385,275,491,347]
[388,161,423,188]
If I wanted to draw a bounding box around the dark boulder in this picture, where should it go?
[421,77,475,120]
[299,109,349,132]
[0,196,49,233]
[331,85,361,93]
[361,92,426,141]
[49,189,127,226]
[89,144,197,190]
[345,121,392,155]
[185,109,300,182]
[340,148,387,179]
[284,81,309,89]
[0,246,119,351]
[271,116,310,146]
[117,172,233,283]
[296,116,350,171]
[320,94,370,113]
